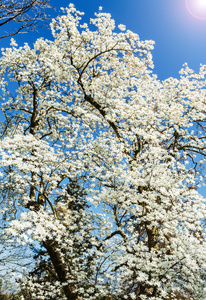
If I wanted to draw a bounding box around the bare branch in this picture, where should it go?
[0,0,52,39]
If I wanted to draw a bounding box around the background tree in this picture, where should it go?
[0,4,206,300]
[0,0,52,39]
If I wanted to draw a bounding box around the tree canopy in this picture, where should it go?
[0,4,206,299]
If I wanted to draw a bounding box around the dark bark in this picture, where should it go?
[43,239,80,300]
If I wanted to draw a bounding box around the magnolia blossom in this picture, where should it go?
[0,3,206,300]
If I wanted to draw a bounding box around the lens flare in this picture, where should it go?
[186,0,206,19]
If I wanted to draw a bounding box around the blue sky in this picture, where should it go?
[3,0,206,81]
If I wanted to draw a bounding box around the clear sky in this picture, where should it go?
[3,0,206,80]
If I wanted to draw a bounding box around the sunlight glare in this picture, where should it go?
[186,0,206,19]
[197,0,206,7]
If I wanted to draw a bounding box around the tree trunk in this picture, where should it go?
[43,239,81,300]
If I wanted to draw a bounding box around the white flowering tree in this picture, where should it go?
[0,4,206,299]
